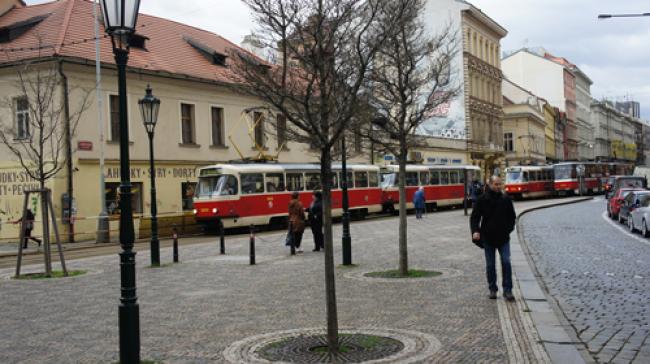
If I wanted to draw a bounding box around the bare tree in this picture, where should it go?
[0,59,91,271]
[357,0,460,276]
[230,0,404,354]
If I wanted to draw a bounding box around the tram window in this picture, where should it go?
[429,171,440,185]
[286,173,304,191]
[265,173,285,192]
[346,172,354,188]
[331,172,339,189]
[450,170,460,184]
[530,171,538,181]
[354,171,369,188]
[523,172,529,182]
[241,173,264,194]
[406,172,419,186]
[306,173,321,190]
[439,171,449,185]
[197,174,238,197]
[419,172,429,186]
[459,170,465,184]
[369,172,379,187]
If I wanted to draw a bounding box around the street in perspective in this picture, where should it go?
[1,0,650,363]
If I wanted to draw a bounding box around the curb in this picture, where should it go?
[515,197,596,364]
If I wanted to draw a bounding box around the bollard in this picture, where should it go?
[249,224,256,265]
[219,220,225,255]
[172,227,179,263]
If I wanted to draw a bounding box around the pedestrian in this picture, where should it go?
[307,191,324,251]
[470,179,482,207]
[288,191,306,253]
[413,186,425,219]
[470,175,517,301]
[13,209,41,249]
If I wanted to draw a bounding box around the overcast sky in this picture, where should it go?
[27,0,650,118]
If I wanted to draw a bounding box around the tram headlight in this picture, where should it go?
[212,208,218,214]
[192,209,197,215]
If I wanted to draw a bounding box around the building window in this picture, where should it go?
[211,107,224,146]
[181,103,195,144]
[276,113,286,148]
[14,96,29,139]
[181,182,197,210]
[504,132,513,152]
[106,182,143,215]
[354,130,362,153]
[109,94,121,142]
[253,111,265,148]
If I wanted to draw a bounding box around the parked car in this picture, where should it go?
[610,176,647,199]
[618,190,650,225]
[608,188,645,220]
[628,195,650,236]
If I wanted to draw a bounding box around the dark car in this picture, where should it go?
[618,190,650,224]
[604,175,622,198]
[609,176,647,199]
[608,188,645,220]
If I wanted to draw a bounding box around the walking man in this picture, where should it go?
[14,209,41,249]
[470,176,516,301]
[307,191,324,251]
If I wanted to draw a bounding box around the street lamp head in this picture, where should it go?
[100,0,141,51]
[139,85,160,135]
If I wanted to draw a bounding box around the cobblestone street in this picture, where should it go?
[0,199,568,363]
[521,198,650,364]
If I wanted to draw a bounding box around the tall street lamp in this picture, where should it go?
[341,135,352,265]
[100,1,141,363]
[139,85,161,267]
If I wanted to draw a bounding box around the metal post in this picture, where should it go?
[249,224,256,265]
[341,135,352,265]
[172,227,179,263]
[148,132,160,266]
[94,0,109,244]
[114,47,140,364]
[219,220,225,255]
[463,169,469,216]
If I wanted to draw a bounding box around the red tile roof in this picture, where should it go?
[0,0,250,85]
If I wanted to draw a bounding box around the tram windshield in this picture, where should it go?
[506,169,524,183]
[197,174,239,197]
[554,165,575,180]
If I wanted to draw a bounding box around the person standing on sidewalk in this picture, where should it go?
[470,176,516,301]
[288,191,306,253]
[413,186,425,219]
[307,191,324,251]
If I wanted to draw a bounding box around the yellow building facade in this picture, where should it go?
[543,103,558,162]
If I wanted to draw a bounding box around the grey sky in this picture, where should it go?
[27,0,650,118]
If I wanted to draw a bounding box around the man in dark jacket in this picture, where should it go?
[470,175,516,301]
[307,191,324,251]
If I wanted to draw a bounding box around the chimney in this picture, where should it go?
[0,0,25,17]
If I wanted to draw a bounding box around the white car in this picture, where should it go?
[628,196,650,237]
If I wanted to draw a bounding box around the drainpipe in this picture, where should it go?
[59,60,74,243]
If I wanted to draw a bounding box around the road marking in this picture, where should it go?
[601,211,650,246]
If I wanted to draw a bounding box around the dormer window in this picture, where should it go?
[129,33,148,49]
[0,14,49,43]
[183,36,227,66]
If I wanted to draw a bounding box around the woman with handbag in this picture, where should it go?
[288,191,306,253]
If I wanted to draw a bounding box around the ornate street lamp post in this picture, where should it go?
[139,85,161,267]
[100,1,141,363]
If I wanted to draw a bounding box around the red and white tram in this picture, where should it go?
[504,166,554,200]
[193,163,382,229]
[380,165,481,212]
[553,162,603,195]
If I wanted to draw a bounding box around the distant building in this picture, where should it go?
[615,101,641,119]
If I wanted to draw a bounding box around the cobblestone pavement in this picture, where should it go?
[0,199,569,363]
[520,198,650,363]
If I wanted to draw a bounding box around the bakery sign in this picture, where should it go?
[77,141,93,151]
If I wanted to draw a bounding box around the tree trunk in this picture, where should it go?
[39,181,52,276]
[398,153,408,276]
[320,147,339,353]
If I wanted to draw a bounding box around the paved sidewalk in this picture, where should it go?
[0,198,585,363]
